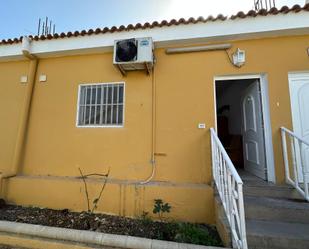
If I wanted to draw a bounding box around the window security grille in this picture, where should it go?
[77,83,124,127]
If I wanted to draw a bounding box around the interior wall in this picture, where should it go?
[216,79,256,135]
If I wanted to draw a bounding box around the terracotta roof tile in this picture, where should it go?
[126,24,134,30]
[0,4,308,46]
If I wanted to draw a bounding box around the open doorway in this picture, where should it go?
[215,78,268,180]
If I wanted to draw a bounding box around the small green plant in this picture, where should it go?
[156,221,179,241]
[153,199,171,221]
[139,211,152,225]
[174,223,222,246]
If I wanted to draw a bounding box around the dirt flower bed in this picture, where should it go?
[0,205,222,247]
[0,246,26,249]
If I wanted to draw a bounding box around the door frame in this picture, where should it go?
[288,71,309,132]
[213,73,276,183]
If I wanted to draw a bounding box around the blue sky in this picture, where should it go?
[0,0,304,40]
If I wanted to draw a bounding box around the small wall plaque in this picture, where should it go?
[39,74,47,82]
[20,75,28,83]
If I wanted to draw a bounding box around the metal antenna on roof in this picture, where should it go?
[45,17,48,35]
[49,21,52,35]
[37,18,41,36]
[42,21,45,36]
[254,0,276,11]
[37,17,56,36]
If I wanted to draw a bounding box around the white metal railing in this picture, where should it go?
[281,127,309,201]
[210,128,247,249]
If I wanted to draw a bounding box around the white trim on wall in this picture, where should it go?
[213,73,276,183]
[75,82,126,128]
[1,11,309,61]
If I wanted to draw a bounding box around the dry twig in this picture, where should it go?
[78,167,90,212]
[78,168,110,213]
[91,168,110,213]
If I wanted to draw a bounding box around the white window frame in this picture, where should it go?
[76,82,125,128]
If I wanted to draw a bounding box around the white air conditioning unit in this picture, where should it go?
[113,37,154,75]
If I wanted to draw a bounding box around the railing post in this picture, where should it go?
[281,129,291,183]
[219,154,224,200]
[211,130,215,181]
[291,137,299,189]
[227,171,235,244]
[304,172,309,201]
[237,183,248,249]
[223,161,230,221]
[300,142,309,200]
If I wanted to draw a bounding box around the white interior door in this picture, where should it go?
[289,73,309,182]
[241,80,267,179]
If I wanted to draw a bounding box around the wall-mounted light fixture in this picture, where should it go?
[232,48,246,67]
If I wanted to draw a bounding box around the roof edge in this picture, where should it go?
[0,3,308,46]
[0,7,309,61]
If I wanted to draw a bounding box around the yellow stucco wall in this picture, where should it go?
[0,34,308,223]
[0,60,29,172]
[3,176,214,223]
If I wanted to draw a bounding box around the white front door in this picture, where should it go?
[241,80,267,179]
[289,73,309,181]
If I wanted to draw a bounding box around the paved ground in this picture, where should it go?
[0,245,118,249]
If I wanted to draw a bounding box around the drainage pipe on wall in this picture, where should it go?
[0,36,38,195]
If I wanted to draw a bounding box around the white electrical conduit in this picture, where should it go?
[0,220,215,249]
[140,44,230,184]
[140,161,156,184]
[140,65,156,184]
[165,43,232,54]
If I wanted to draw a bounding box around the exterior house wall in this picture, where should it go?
[0,60,29,172]
[0,34,308,223]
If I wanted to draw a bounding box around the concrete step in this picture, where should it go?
[243,184,303,200]
[246,219,309,249]
[215,171,309,248]
[244,196,309,224]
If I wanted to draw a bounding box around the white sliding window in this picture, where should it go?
[77,83,125,127]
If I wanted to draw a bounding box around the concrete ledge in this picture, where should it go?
[214,196,232,248]
[13,174,212,188]
[5,176,215,224]
[0,220,228,249]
